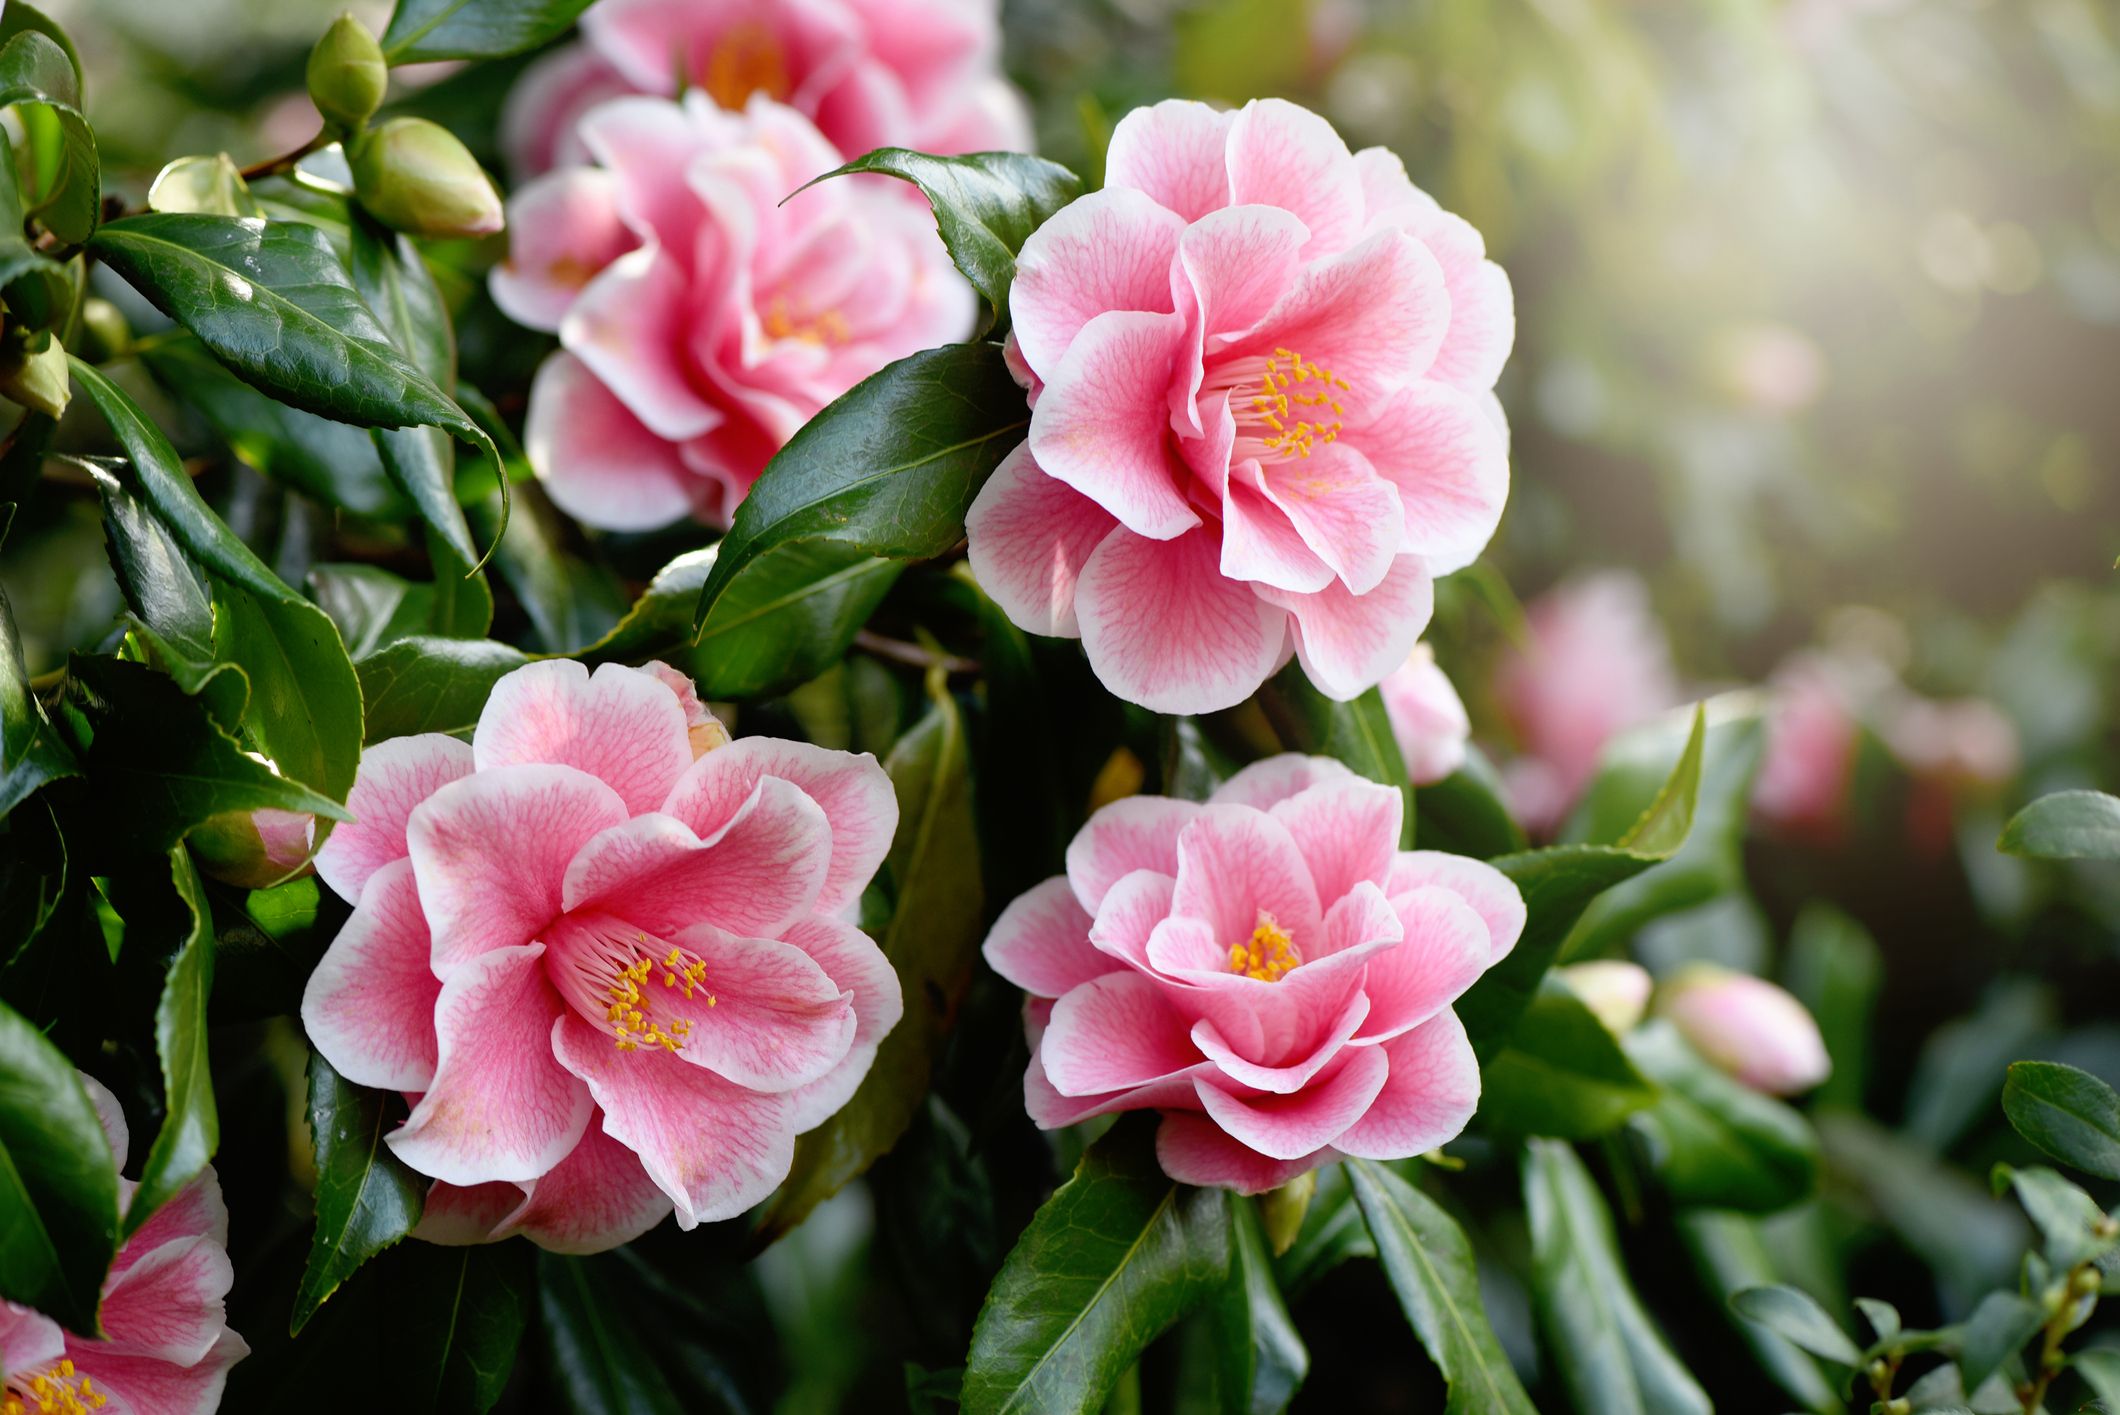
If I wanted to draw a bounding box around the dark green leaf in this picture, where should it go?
[2072,1349,2120,1409]
[1997,789,2120,860]
[1213,1198,1307,1415]
[1678,1213,1842,1412]
[538,1248,761,1415]
[576,548,716,666]
[0,31,96,243]
[382,0,598,62]
[0,578,75,818]
[807,150,1082,319]
[473,482,627,656]
[1523,1139,1712,1415]
[355,636,528,741]
[293,1052,426,1334]
[1728,1285,1863,1367]
[1783,902,1880,1113]
[962,1119,1231,1415]
[1623,1021,1820,1212]
[1989,1163,2116,1270]
[1347,1159,1537,1414]
[1257,665,1413,848]
[1477,979,1658,1139]
[1271,1164,1370,1298]
[0,996,119,1333]
[1953,1291,2043,1396]
[2001,1060,2120,1181]
[124,847,217,1234]
[1413,747,1526,859]
[760,673,982,1236]
[696,542,902,699]
[0,126,72,331]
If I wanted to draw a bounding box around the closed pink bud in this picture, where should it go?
[1656,965,1830,1096]
[1557,959,1652,1034]
[1379,643,1469,786]
[190,806,315,889]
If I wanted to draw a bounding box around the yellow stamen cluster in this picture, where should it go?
[1250,347,1350,460]
[763,296,852,347]
[701,20,792,109]
[1228,911,1302,982]
[5,1359,108,1415]
[607,946,717,1053]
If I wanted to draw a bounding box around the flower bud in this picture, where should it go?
[350,118,505,240]
[0,336,69,418]
[1558,960,1652,1034]
[308,12,388,132]
[1655,964,1831,1096]
[190,807,316,889]
[1258,1171,1316,1256]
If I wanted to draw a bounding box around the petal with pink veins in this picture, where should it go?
[1194,1042,1388,1159]
[1087,870,1181,973]
[313,733,473,905]
[95,1234,231,1365]
[1075,527,1288,715]
[1270,779,1403,909]
[1191,988,1369,1095]
[1064,795,1200,913]
[1156,926,1392,1068]
[1352,887,1494,1043]
[1024,1049,1211,1129]
[301,859,443,1092]
[1257,443,1406,596]
[1219,461,1335,595]
[1039,971,1202,1097]
[1332,1010,1479,1158]
[474,660,694,817]
[1155,1112,1326,1194]
[983,876,1111,999]
[1209,754,1357,811]
[1224,229,1446,398]
[1170,205,1310,431]
[494,1123,673,1254]
[1356,380,1509,578]
[1027,309,1196,541]
[1384,851,1526,962]
[1010,187,1185,381]
[1259,553,1435,702]
[965,443,1119,639]
[71,1327,248,1415]
[650,921,854,1091]
[0,1304,64,1377]
[76,1071,128,1171]
[1224,99,1365,260]
[526,352,707,533]
[112,1173,227,1281]
[1170,805,1325,951]
[777,916,903,1132]
[490,167,639,333]
[1102,100,1236,221]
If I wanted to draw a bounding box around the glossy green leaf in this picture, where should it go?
[1347,1159,1537,1414]
[293,1052,426,1334]
[124,847,217,1234]
[0,996,119,1334]
[0,578,75,819]
[537,1248,762,1415]
[355,636,528,742]
[1989,1163,2116,1270]
[575,548,715,667]
[0,31,97,243]
[1477,979,1658,1139]
[147,153,262,218]
[760,673,982,1236]
[382,0,598,62]
[1213,1198,1307,1415]
[1678,1213,1843,1412]
[1413,746,1527,859]
[1623,1021,1819,1212]
[471,480,627,656]
[2000,1060,2120,1181]
[1997,789,2120,860]
[696,542,902,699]
[962,1120,1231,1415]
[0,126,72,331]
[1257,666,1413,847]
[1727,1285,1862,1367]
[1272,1164,1371,1298]
[808,150,1083,319]
[1523,1139,1712,1415]
[1457,707,1704,1057]
[1953,1290,2043,1396]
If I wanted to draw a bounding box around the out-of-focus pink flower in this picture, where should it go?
[1656,964,1830,1096]
[0,1075,247,1415]
[1379,644,1468,786]
[1753,651,1865,840]
[1557,959,1652,1034]
[983,755,1523,1193]
[1884,696,2019,790]
[968,98,1514,714]
[1493,571,1678,835]
[492,94,975,528]
[500,0,1030,179]
[300,660,903,1251]
[1713,322,1825,415]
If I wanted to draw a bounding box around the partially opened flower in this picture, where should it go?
[301,660,903,1251]
[491,94,975,529]
[1379,643,1469,786]
[983,755,1523,1192]
[0,1074,246,1415]
[967,97,1513,714]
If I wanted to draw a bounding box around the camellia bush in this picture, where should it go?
[2,0,2117,1412]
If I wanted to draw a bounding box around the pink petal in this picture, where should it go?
[112,1173,226,1281]
[658,922,854,1091]
[657,737,896,917]
[527,352,706,533]
[1269,779,1403,913]
[1010,187,1184,381]
[1256,443,1406,596]
[499,42,632,176]
[1208,754,1357,811]
[1075,527,1288,715]
[1219,460,1335,594]
[552,1015,797,1228]
[411,1180,523,1246]
[1356,148,1514,393]
[494,1123,673,1254]
[1333,1010,1479,1159]
[1064,796,1201,913]
[301,859,443,1092]
[1383,852,1526,962]
[1259,553,1435,701]
[72,1327,248,1415]
[1379,647,1470,787]
[1356,380,1508,577]
[1225,99,1364,259]
[562,246,723,443]
[1027,310,1197,541]
[406,764,630,976]
[313,734,473,905]
[1191,988,1369,1094]
[95,1234,231,1364]
[1169,805,1325,953]
[490,167,639,333]
[0,1305,64,1378]
[777,916,903,1132]
[1353,887,1494,1044]
[77,1072,128,1173]
[1039,971,1202,1097]
[1087,869,1180,972]
[474,660,694,817]
[983,876,1111,999]
[965,443,1119,640]
[1226,229,1447,398]
[576,94,713,246]
[1103,100,1236,221]
[1024,1048,1210,1129]
[1154,1112,1326,1194]
[1174,205,1311,352]
[387,946,591,1186]
[1193,1042,1389,1159]
[1154,922,1391,1068]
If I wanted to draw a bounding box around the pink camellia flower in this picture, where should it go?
[501,0,1030,180]
[1656,965,1830,1096]
[491,93,975,529]
[966,98,1514,715]
[1494,571,1678,835]
[1378,643,1469,786]
[1753,650,1867,840]
[983,755,1524,1192]
[299,659,903,1251]
[0,1074,247,1415]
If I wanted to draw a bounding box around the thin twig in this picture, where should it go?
[239,130,330,182]
[851,629,978,676]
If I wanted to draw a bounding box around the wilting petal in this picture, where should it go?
[1075,527,1287,715]
[495,1124,673,1254]
[1064,795,1201,913]
[1011,187,1184,379]
[1194,1043,1388,1159]
[1027,309,1198,541]
[1356,380,1508,577]
[314,734,473,904]
[1040,971,1202,1097]
[1270,778,1403,908]
[1332,1010,1478,1159]
[526,352,705,532]
[1259,554,1435,702]
[983,876,1110,999]
[301,859,443,1091]
[965,443,1119,639]
[412,1180,523,1246]
[1383,852,1526,962]
[473,660,694,816]
[1102,99,1235,221]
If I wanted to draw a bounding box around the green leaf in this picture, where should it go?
[961,1119,1231,1415]
[807,150,1083,321]
[1728,1285,1863,1367]
[2001,1060,2120,1181]
[471,479,627,656]
[1457,706,1705,1057]
[537,1248,763,1415]
[1523,1139,1712,1415]
[1347,1159,1537,1413]
[1272,1164,1371,1299]
[1257,665,1413,848]
[759,673,983,1236]
[1997,789,2120,860]
[124,847,217,1234]
[382,0,598,62]
[1989,1163,2116,1270]
[1413,746,1527,859]
[2072,1349,2120,1409]
[1783,902,1881,1113]
[0,3,80,86]
[692,342,1026,697]
[1,577,75,819]
[293,1052,426,1335]
[1678,1213,1843,1413]
[0,31,97,243]
[575,548,716,667]
[1623,1021,1820,1212]
[147,153,262,218]
[0,126,73,332]
[1476,979,1658,1139]
[0,996,119,1334]
[1213,1198,1307,1415]
[1953,1290,2044,1396]
[355,636,528,742]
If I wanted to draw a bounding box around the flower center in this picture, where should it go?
[547,916,719,1055]
[4,1360,108,1415]
[762,296,851,348]
[604,945,717,1053]
[699,20,792,110]
[1215,347,1352,463]
[1228,911,1302,982]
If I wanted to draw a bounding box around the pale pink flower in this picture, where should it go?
[1,1075,247,1415]
[1557,959,1652,1034]
[492,94,976,528]
[1883,696,2019,790]
[1494,572,1678,834]
[500,0,1031,179]
[1378,643,1468,786]
[1753,650,1866,839]
[1656,965,1830,1096]
[983,755,1523,1193]
[300,660,904,1251]
[967,98,1514,715]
